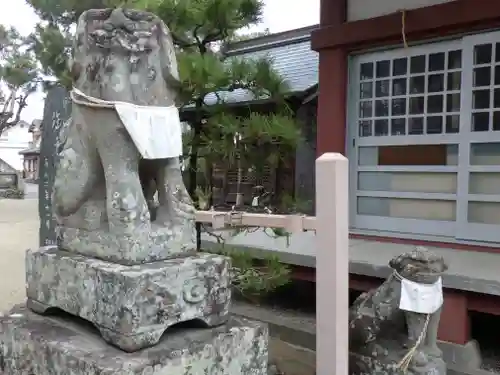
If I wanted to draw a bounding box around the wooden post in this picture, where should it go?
[193,152,350,373]
[316,153,349,375]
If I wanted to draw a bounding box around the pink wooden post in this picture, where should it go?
[316,153,349,375]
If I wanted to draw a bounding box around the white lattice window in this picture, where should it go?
[349,32,500,244]
[456,32,500,243]
[357,46,462,138]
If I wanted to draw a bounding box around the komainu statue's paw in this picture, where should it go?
[172,186,196,220]
[156,183,195,225]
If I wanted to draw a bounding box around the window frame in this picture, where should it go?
[348,31,500,244]
[456,31,500,243]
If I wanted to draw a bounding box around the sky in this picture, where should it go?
[0,0,319,123]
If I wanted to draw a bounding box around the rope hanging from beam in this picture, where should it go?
[401,10,409,48]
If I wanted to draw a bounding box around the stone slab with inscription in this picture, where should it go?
[38,86,71,247]
[0,305,269,375]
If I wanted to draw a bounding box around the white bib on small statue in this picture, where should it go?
[398,275,443,314]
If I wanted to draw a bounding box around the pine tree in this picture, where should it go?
[0,25,39,135]
[149,0,301,246]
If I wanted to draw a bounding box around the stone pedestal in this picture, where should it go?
[0,305,268,375]
[58,222,196,265]
[25,246,231,352]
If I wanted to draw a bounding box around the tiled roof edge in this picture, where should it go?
[224,24,318,56]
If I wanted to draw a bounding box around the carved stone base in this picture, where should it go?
[25,247,231,352]
[349,352,447,375]
[0,305,269,375]
[58,223,196,264]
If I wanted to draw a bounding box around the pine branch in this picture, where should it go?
[171,32,196,49]
[202,29,225,45]
[193,25,203,46]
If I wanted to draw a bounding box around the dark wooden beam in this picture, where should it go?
[312,0,500,51]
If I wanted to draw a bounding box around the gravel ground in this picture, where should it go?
[0,198,38,312]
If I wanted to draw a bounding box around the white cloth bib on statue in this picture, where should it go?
[71,88,183,160]
[114,102,182,160]
[398,275,443,314]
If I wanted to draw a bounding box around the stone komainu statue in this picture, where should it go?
[349,247,448,375]
[53,8,195,265]
[24,8,233,355]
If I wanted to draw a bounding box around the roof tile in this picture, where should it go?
[188,26,319,108]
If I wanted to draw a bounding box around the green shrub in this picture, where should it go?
[207,245,291,298]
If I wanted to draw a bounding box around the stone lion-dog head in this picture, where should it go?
[69,7,180,106]
[389,247,448,285]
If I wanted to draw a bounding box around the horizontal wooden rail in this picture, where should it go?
[195,210,317,233]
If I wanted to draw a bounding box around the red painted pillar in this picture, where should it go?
[317,49,347,156]
[315,0,348,156]
[320,0,346,25]
[438,291,470,344]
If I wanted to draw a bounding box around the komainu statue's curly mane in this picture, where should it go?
[70,8,180,106]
